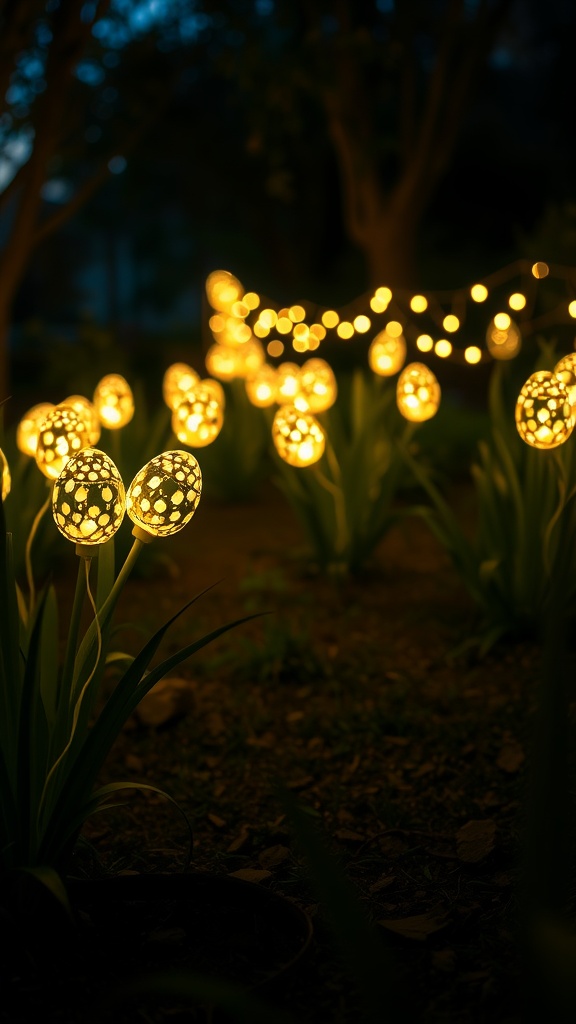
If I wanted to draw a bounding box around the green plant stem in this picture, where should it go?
[97,534,144,621]
[61,554,89,695]
[25,486,51,618]
[313,441,348,556]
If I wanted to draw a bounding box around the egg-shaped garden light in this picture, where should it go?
[272,405,325,468]
[515,371,574,449]
[93,374,134,428]
[554,352,576,407]
[0,448,10,501]
[35,405,92,480]
[126,450,202,541]
[162,363,200,410]
[368,328,407,376]
[396,363,441,423]
[296,358,337,413]
[52,449,126,553]
[171,383,224,447]
[276,362,301,404]
[200,377,226,407]
[16,402,55,456]
[485,314,521,360]
[62,395,101,445]
[245,363,277,407]
[205,269,244,314]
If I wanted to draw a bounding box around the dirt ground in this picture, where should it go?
[62,477,550,1024]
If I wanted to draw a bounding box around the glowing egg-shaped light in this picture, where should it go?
[276,362,301,403]
[485,315,521,360]
[296,358,337,412]
[205,270,244,314]
[62,395,101,445]
[16,402,55,456]
[205,339,265,381]
[171,383,224,447]
[35,405,92,480]
[245,363,278,407]
[0,448,10,501]
[272,405,325,467]
[216,316,252,347]
[396,363,441,423]
[554,352,576,406]
[126,450,202,539]
[93,374,134,429]
[515,371,574,449]
[201,377,226,407]
[52,449,125,546]
[368,328,407,376]
[162,363,200,410]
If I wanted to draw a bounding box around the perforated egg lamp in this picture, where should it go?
[126,450,202,541]
[554,352,576,407]
[201,377,226,408]
[205,342,243,381]
[0,448,10,501]
[276,362,301,404]
[52,449,126,555]
[515,370,574,449]
[297,358,337,413]
[16,402,55,456]
[485,314,521,360]
[245,363,278,407]
[93,374,134,429]
[205,270,244,314]
[35,404,92,480]
[171,383,224,447]
[162,363,200,410]
[62,395,101,445]
[272,405,325,468]
[368,328,407,376]
[396,363,441,423]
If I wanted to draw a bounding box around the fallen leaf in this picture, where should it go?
[228,869,272,883]
[258,845,290,869]
[378,910,449,941]
[207,813,226,829]
[134,677,195,727]
[227,826,251,853]
[334,829,365,843]
[456,819,496,863]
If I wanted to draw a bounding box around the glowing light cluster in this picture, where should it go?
[93,374,134,429]
[126,450,202,538]
[63,395,101,445]
[171,382,224,447]
[52,449,125,545]
[16,402,55,456]
[554,352,576,405]
[368,327,407,376]
[272,406,325,467]
[163,363,200,409]
[485,315,521,360]
[396,363,441,423]
[0,448,10,501]
[35,405,92,480]
[515,371,573,449]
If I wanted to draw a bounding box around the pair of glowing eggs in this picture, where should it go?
[515,356,576,450]
[52,448,202,546]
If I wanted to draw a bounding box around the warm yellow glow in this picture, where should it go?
[52,449,125,545]
[322,310,339,328]
[171,383,224,447]
[410,295,428,313]
[245,363,277,407]
[272,406,325,467]
[554,352,576,406]
[0,448,10,501]
[16,402,55,456]
[253,321,270,338]
[532,262,549,279]
[336,321,354,339]
[276,316,293,334]
[396,363,441,422]
[35,405,92,480]
[260,308,278,329]
[293,323,309,341]
[374,286,393,303]
[206,270,244,314]
[267,339,284,358]
[289,305,306,323]
[293,338,309,353]
[515,371,573,449]
[353,315,371,333]
[276,362,301,402]
[243,292,260,310]
[486,317,521,360]
[464,346,482,364]
[370,295,389,313]
[126,450,202,538]
[205,339,265,380]
[209,314,226,334]
[416,334,434,352]
[309,323,326,341]
[508,292,526,311]
[215,316,252,346]
[494,312,511,330]
[568,300,576,319]
[62,395,101,446]
[470,284,488,302]
[93,374,135,429]
[368,329,407,376]
[231,300,249,319]
[201,378,226,407]
[442,315,459,333]
[435,339,452,358]
[297,358,337,413]
[162,363,200,410]
[385,320,403,338]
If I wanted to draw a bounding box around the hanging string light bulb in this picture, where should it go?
[0,448,10,501]
[171,382,224,447]
[515,371,574,449]
[93,374,135,429]
[553,352,576,407]
[35,405,92,480]
[16,402,55,456]
[245,363,278,407]
[485,314,521,360]
[52,449,126,550]
[368,327,407,376]
[296,358,337,413]
[162,363,200,410]
[272,406,325,467]
[62,395,101,445]
[396,363,441,422]
[126,450,202,540]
